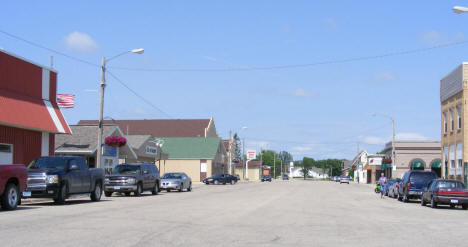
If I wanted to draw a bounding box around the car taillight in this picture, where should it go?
[396,185,399,189]
[407,182,411,190]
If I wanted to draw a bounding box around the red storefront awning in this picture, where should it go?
[0,89,71,134]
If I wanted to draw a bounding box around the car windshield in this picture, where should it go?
[163,173,182,179]
[112,165,140,174]
[438,181,464,189]
[409,172,436,183]
[27,157,68,171]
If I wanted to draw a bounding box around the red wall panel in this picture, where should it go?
[0,125,41,165]
[49,133,55,156]
[49,71,57,102]
[0,52,42,99]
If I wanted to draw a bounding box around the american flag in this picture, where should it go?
[57,94,75,109]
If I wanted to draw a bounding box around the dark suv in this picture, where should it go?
[397,170,437,202]
[104,163,160,197]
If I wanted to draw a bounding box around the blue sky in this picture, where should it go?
[1,1,467,160]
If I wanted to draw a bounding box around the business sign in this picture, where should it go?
[368,157,382,166]
[247,150,256,160]
[146,146,158,156]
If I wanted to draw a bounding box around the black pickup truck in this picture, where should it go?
[23,156,104,204]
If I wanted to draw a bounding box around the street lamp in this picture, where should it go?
[372,112,396,176]
[96,48,144,169]
[153,139,164,172]
[453,6,468,14]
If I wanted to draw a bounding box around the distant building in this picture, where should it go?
[159,137,228,182]
[55,125,138,173]
[382,141,441,179]
[440,64,467,184]
[341,160,352,176]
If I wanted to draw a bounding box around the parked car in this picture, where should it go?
[0,164,27,210]
[282,174,289,180]
[421,179,468,209]
[261,174,272,182]
[382,178,398,196]
[203,174,238,185]
[388,178,401,198]
[335,176,341,182]
[397,170,437,202]
[339,176,350,184]
[24,156,104,204]
[161,172,192,192]
[104,163,160,197]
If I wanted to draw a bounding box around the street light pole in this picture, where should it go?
[96,49,144,170]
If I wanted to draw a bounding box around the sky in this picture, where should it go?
[1,1,467,160]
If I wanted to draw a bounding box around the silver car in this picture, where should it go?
[339,176,350,184]
[161,172,192,192]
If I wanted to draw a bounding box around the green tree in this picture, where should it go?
[298,157,315,179]
[233,133,242,160]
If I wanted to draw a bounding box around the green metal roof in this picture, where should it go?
[161,137,221,159]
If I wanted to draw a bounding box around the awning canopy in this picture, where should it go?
[411,160,425,169]
[431,160,442,168]
[381,163,392,169]
[0,89,71,134]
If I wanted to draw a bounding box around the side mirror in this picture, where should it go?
[69,164,79,171]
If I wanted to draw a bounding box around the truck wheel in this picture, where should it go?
[54,184,67,204]
[91,183,102,202]
[151,182,159,195]
[125,192,131,196]
[1,183,19,210]
[214,180,219,185]
[104,191,112,197]
[231,180,235,185]
[462,204,468,210]
[135,184,142,197]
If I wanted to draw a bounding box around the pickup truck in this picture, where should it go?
[24,156,104,204]
[0,164,27,210]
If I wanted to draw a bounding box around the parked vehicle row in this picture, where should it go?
[1,155,199,211]
[382,170,468,210]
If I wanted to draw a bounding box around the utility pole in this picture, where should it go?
[96,56,106,170]
[357,142,360,155]
[273,153,276,179]
[228,129,232,175]
[281,159,283,177]
[242,138,245,180]
[391,116,396,177]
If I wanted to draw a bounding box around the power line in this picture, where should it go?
[106,70,174,118]
[2,28,468,73]
[0,29,99,68]
[108,40,468,72]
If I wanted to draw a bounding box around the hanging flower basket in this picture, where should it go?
[382,157,392,164]
[105,136,126,147]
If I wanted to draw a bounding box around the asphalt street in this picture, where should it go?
[2,180,468,247]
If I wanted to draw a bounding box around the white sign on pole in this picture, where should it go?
[247,150,256,160]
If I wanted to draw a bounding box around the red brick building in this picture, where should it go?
[0,50,71,165]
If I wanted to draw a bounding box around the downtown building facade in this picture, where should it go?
[0,50,71,165]
[440,63,468,184]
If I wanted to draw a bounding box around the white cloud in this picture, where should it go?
[374,71,396,82]
[395,132,428,141]
[421,30,465,46]
[361,132,428,145]
[63,31,98,53]
[280,88,315,99]
[362,136,388,145]
[324,17,337,29]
